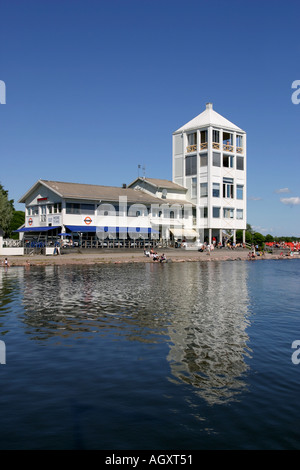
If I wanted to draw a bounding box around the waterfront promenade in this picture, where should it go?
[1,248,297,266]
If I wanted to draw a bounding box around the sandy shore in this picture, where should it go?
[1,248,298,266]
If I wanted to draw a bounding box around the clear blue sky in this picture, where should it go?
[1,0,300,236]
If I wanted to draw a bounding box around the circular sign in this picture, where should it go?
[84,217,92,225]
[28,218,33,226]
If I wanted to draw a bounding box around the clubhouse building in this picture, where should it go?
[16,103,247,249]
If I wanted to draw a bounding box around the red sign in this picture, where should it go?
[28,218,33,226]
[37,197,48,202]
[84,217,92,225]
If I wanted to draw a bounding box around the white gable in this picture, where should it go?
[173,103,245,134]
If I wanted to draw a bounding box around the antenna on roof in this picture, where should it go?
[138,164,141,177]
[142,165,146,179]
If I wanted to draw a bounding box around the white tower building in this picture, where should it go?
[172,103,247,245]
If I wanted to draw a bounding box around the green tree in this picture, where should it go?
[10,210,25,239]
[0,190,14,236]
[265,234,274,243]
[253,232,265,247]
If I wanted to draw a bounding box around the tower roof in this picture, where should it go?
[173,103,245,134]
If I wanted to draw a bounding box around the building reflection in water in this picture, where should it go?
[162,262,252,405]
[19,261,251,404]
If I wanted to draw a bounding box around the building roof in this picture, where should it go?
[128,177,187,191]
[19,179,191,206]
[173,103,245,134]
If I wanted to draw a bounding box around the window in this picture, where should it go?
[53,203,62,213]
[27,207,31,216]
[223,154,234,168]
[200,153,208,167]
[191,177,197,198]
[213,206,220,218]
[237,156,244,170]
[81,204,95,215]
[200,182,208,197]
[66,203,80,214]
[236,209,243,220]
[200,206,208,218]
[213,130,220,143]
[213,152,221,167]
[32,206,38,216]
[223,178,234,198]
[212,182,220,197]
[187,132,197,146]
[237,184,244,200]
[185,155,197,176]
[40,205,46,222]
[200,130,208,149]
[212,130,220,149]
[223,132,233,151]
[223,208,234,218]
[236,135,243,152]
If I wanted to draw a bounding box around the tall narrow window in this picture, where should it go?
[213,207,220,218]
[223,154,234,168]
[223,178,234,198]
[236,156,244,170]
[200,130,208,149]
[236,135,243,153]
[213,152,221,167]
[236,184,244,200]
[200,182,208,197]
[236,209,243,219]
[185,155,197,176]
[200,206,208,218]
[212,182,220,197]
[191,177,197,198]
[200,153,208,167]
[223,132,233,152]
[187,132,197,152]
[213,130,220,144]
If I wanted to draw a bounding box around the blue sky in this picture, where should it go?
[0,0,300,236]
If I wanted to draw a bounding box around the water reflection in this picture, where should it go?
[3,262,252,404]
[164,262,252,404]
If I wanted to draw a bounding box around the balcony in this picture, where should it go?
[212,142,220,149]
[236,146,243,154]
[223,143,234,152]
[186,144,197,153]
[200,142,208,150]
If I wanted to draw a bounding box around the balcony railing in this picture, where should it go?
[200,142,208,150]
[212,142,220,149]
[236,146,243,154]
[223,143,234,152]
[186,145,197,153]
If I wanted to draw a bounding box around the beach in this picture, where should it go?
[1,248,297,266]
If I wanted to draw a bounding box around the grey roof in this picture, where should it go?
[19,179,191,206]
[129,177,187,191]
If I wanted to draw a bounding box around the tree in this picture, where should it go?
[10,211,25,239]
[253,232,265,247]
[265,234,274,243]
[0,190,14,236]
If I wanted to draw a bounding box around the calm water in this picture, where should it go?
[0,259,300,449]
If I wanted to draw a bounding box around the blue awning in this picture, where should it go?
[14,226,61,233]
[65,225,97,232]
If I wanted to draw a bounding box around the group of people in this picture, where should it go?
[144,249,167,263]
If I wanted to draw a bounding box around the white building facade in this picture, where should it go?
[15,103,246,250]
[172,103,247,245]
